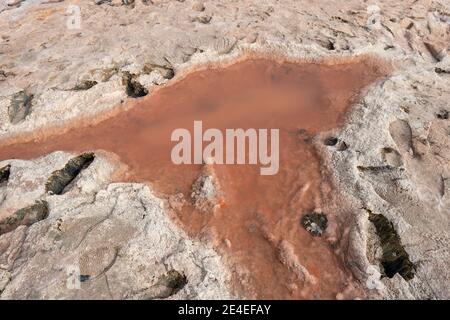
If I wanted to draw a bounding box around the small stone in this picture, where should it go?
[368,212,415,280]
[301,212,328,237]
[46,153,95,195]
[157,269,187,296]
[323,136,338,146]
[79,274,90,282]
[143,63,175,80]
[436,109,448,120]
[0,164,10,184]
[122,72,149,98]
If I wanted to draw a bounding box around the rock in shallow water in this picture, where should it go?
[301,212,328,237]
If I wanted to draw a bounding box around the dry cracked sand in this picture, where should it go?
[0,0,449,300]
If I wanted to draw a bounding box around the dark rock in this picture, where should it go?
[8,91,33,124]
[368,212,415,280]
[122,72,148,98]
[301,212,328,237]
[323,136,338,146]
[157,269,187,297]
[0,200,49,236]
[436,109,448,120]
[45,153,95,195]
[0,164,10,184]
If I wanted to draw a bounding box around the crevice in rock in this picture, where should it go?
[336,140,348,151]
[323,136,338,146]
[436,109,448,120]
[79,274,90,282]
[301,212,328,237]
[367,210,415,281]
[0,200,49,236]
[153,269,187,299]
[131,269,188,300]
[0,165,10,185]
[45,153,95,195]
[122,72,148,98]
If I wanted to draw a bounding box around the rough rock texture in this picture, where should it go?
[0,152,232,299]
[0,200,48,236]
[0,0,449,299]
[325,62,450,299]
[45,152,95,195]
[191,164,223,213]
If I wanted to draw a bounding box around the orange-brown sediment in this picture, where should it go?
[0,57,389,299]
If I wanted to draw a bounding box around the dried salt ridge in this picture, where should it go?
[0,0,449,300]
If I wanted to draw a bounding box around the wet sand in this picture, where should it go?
[0,57,388,299]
